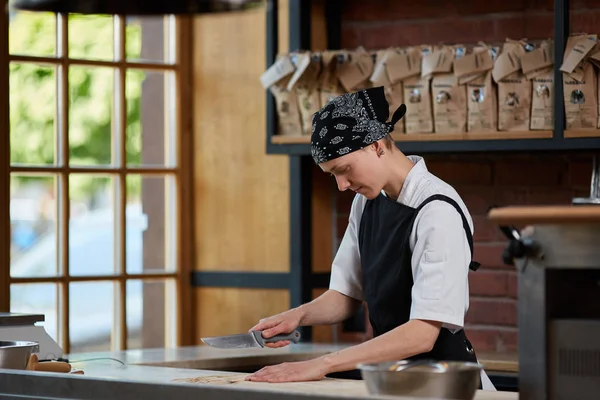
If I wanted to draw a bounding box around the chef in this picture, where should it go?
[246,86,495,391]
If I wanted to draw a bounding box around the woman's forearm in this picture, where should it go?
[295,289,362,326]
[320,319,442,374]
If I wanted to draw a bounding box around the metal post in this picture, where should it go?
[288,0,313,341]
[324,0,342,49]
[265,0,278,153]
[553,0,569,140]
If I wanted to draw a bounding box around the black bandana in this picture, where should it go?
[310,86,406,164]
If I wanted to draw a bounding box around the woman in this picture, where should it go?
[246,86,495,391]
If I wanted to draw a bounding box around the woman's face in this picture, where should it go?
[319,145,387,199]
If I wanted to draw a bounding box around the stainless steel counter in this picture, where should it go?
[0,344,518,400]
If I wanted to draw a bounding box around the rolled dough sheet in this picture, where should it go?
[173,374,249,385]
[172,373,367,395]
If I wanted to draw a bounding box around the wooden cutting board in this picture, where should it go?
[172,373,519,399]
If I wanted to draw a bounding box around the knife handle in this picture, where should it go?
[258,329,301,345]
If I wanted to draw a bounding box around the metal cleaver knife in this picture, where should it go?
[201,330,301,349]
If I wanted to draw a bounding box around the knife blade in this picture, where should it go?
[201,330,301,349]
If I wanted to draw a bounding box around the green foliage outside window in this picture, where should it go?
[9,12,145,201]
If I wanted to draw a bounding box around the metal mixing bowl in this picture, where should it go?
[357,359,482,400]
[0,341,39,370]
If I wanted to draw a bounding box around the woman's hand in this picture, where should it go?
[249,308,304,348]
[245,359,328,383]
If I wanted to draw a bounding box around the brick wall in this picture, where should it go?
[340,0,600,50]
[330,0,599,353]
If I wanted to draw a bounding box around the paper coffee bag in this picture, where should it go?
[260,54,302,136]
[431,45,467,133]
[286,52,322,136]
[466,45,498,132]
[455,44,495,85]
[270,76,302,136]
[369,48,405,132]
[319,51,345,107]
[359,51,380,90]
[493,39,533,131]
[523,40,554,130]
[384,82,405,131]
[560,34,598,129]
[401,46,434,133]
[529,68,554,130]
[385,47,422,84]
[336,47,374,93]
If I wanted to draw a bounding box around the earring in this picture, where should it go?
[379,149,385,156]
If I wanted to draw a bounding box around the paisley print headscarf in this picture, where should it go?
[310,86,406,164]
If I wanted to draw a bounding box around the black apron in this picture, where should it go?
[328,193,482,384]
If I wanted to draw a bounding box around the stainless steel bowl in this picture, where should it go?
[0,341,39,370]
[357,359,482,400]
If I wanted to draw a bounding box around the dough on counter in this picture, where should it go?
[173,374,249,385]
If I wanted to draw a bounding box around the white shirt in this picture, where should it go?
[329,155,473,332]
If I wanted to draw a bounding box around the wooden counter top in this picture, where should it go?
[0,345,519,400]
[66,343,518,374]
[0,364,519,400]
[172,372,517,399]
[488,205,600,225]
[477,352,518,373]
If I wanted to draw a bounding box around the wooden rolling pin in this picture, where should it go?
[26,354,72,373]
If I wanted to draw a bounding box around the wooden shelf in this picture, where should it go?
[267,128,600,154]
[564,129,600,138]
[271,130,553,145]
[391,131,553,142]
[271,135,312,144]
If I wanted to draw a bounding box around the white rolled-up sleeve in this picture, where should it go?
[329,194,364,301]
[409,201,471,331]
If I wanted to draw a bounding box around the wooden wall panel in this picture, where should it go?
[310,0,327,51]
[192,3,290,273]
[278,0,289,54]
[195,288,290,339]
[191,1,292,344]
[311,164,333,273]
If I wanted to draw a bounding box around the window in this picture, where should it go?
[4,9,193,353]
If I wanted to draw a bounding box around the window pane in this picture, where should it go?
[127,279,176,349]
[69,175,115,276]
[9,11,56,57]
[126,16,174,63]
[126,69,176,166]
[10,63,57,165]
[10,174,57,278]
[70,281,114,353]
[68,14,114,61]
[126,175,176,273]
[69,66,113,166]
